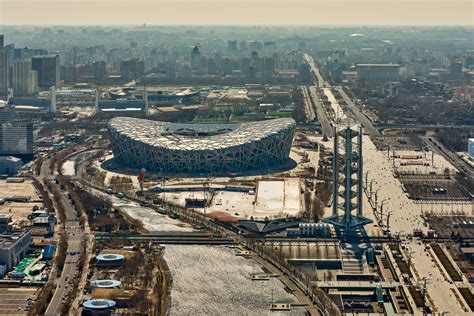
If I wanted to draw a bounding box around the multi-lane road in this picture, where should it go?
[38,154,85,315]
[303,54,334,137]
[334,86,381,137]
[303,53,381,138]
[422,136,474,178]
[307,86,333,137]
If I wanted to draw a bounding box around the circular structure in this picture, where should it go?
[90,279,122,288]
[96,253,125,263]
[108,117,295,174]
[83,299,116,310]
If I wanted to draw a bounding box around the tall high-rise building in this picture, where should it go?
[28,70,38,95]
[0,35,8,97]
[262,57,275,81]
[0,101,15,125]
[92,61,107,82]
[191,46,201,71]
[32,55,60,90]
[228,40,238,54]
[12,60,30,97]
[263,41,276,57]
[120,59,144,82]
[165,61,176,81]
[240,57,250,76]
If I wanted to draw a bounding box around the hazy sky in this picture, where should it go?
[0,0,472,26]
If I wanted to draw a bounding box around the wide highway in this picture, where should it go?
[39,153,85,315]
[334,86,381,137]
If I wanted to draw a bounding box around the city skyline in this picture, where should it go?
[0,0,473,26]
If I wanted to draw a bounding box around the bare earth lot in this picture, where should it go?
[163,245,306,315]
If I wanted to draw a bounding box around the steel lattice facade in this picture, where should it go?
[108,117,295,174]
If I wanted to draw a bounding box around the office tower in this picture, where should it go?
[239,41,247,52]
[191,46,201,71]
[462,55,474,70]
[92,61,106,82]
[228,40,238,54]
[263,41,276,57]
[450,61,462,74]
[0,101,15,125]
[181,65,192,81]
[356,64,400,86]
[240,57,250,76]
[12,60,30,97]
[60,65,78,83]
[32,55,60,90]
[222,58,232,76]
[0,36,8,97]
[120,59,144,82]
[250,51,259,67]
[165,61,176,81]
[298,63,310,83]
[0,121,34,156]
[262,57,275,81]
[27,70,38,95]
[207,58,217,75]
[248,66,257,80]
[249,41,263,52]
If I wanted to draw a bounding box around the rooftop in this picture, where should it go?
[0,156,22,163]
[108,117,295,151]
[356,64,401,67]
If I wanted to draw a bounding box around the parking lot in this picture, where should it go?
[0,287,38,315]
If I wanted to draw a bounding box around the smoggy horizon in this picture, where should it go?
[0,0,472,26]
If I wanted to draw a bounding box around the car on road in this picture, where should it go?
[116,192,125,198]
[169,212,180,219]
[106,188,114,194]
[140,200,150,207]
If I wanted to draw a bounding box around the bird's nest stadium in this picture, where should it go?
[108,117,296,175]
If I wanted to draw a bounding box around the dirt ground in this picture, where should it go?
[0,287,38,315]
[0,180,43,225]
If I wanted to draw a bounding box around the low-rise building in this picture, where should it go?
[0,228,32,271]
[0,156,22,175]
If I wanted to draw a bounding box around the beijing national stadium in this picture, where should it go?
[108,117,296,174]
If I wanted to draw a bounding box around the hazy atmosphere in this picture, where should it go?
[0,0,473,25]
[0,0,473,315]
